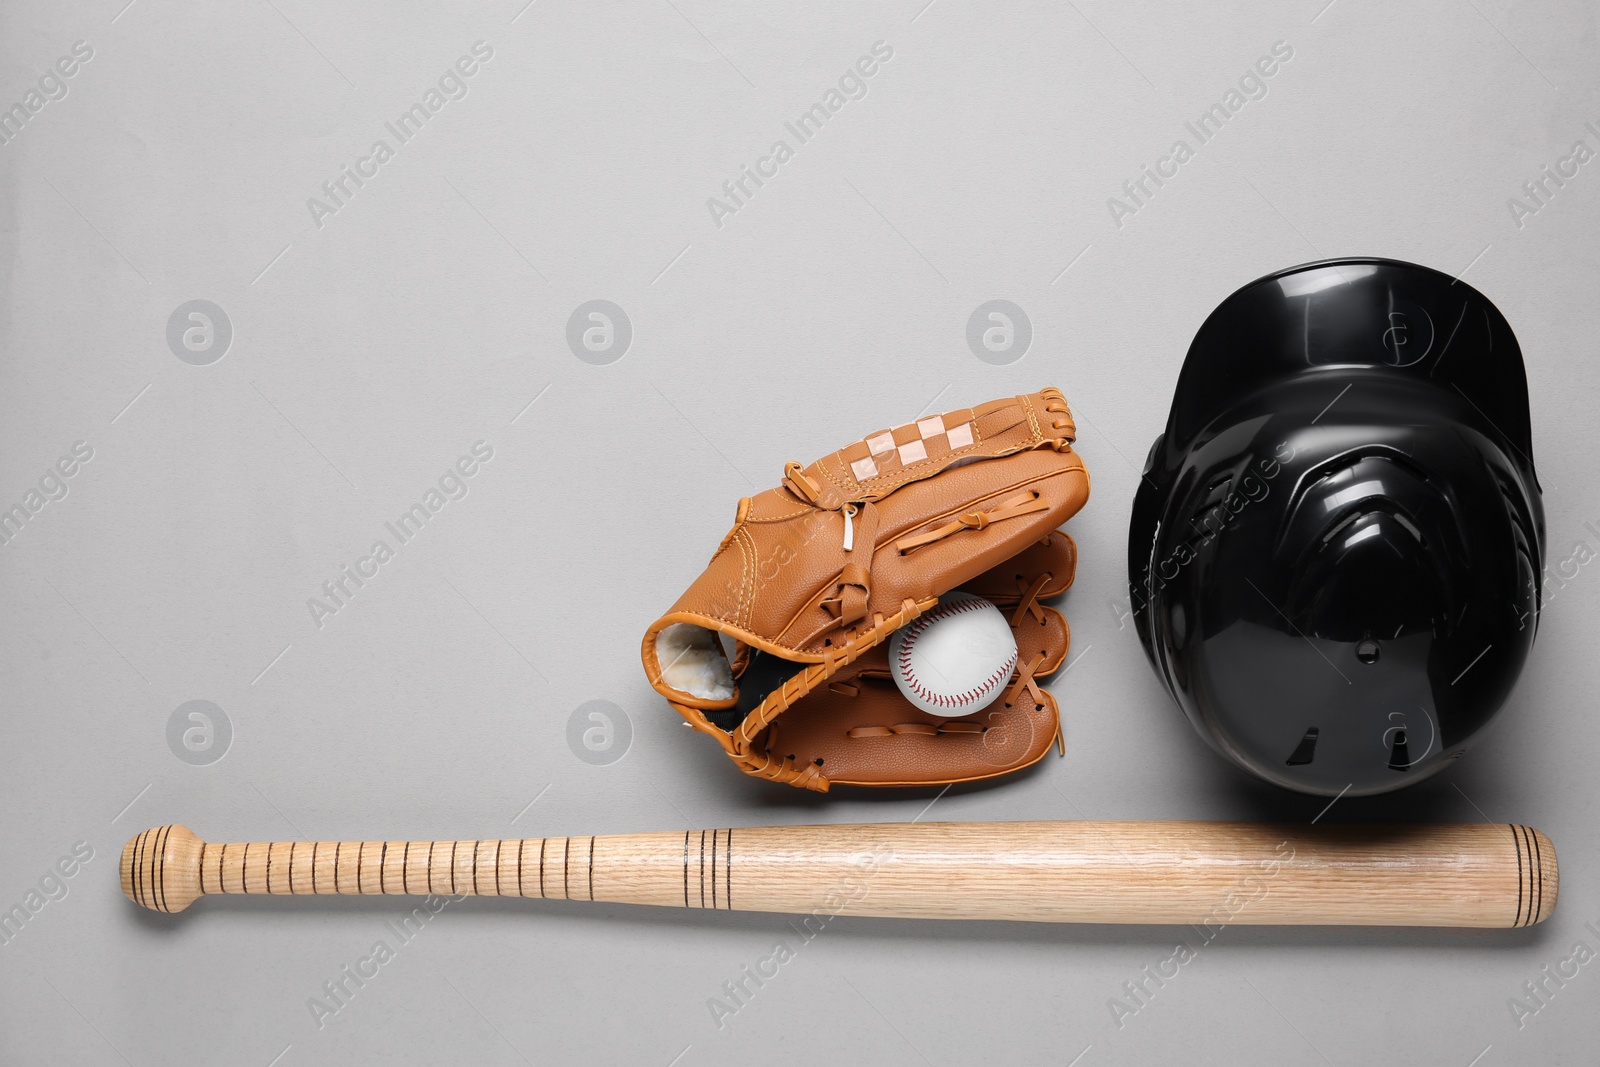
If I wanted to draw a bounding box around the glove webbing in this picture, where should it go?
[731,597,928,790]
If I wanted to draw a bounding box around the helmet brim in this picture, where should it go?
[1161,258,1535,470]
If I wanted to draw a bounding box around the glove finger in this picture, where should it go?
[960,530,1077,604]
[1015,604,1070,679]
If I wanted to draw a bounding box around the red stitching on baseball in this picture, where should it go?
[896,596,1019,710]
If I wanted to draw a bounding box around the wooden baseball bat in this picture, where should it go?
[120,820,1556,928]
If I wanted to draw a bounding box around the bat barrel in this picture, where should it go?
[120,820,1558,928]
[714,820,1558,928]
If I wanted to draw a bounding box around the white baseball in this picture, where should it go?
[889,591,1018,718]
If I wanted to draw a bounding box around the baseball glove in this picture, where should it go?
[642,388,1090,791]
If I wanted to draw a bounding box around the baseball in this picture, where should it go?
[889,591,1019,718]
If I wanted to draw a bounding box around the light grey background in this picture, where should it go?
[3,1,1597,1064]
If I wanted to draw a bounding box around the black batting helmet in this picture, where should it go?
[1129,258,1545,796]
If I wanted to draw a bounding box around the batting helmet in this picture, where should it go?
[1129,258,1545,796]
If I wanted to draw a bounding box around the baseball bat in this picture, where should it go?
[120,820,1556,928]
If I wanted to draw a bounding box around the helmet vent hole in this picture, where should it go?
[1285,727,1319,766]
[1388,729,1411,771]
[1356,636,1380,664]
[1494,471,1537,557]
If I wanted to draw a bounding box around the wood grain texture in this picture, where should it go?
[119,820,1557,927]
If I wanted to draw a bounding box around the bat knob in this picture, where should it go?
[121,825,205,913]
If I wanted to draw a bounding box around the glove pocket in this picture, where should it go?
[755,684,1061,787]
[745,587,1070,788]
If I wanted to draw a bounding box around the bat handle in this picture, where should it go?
[120,827,582,913]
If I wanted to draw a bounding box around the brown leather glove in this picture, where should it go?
[642,388,1090,792]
